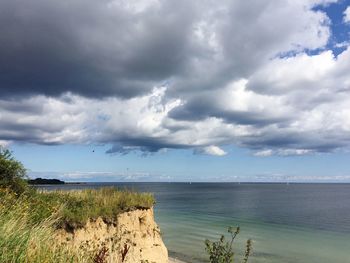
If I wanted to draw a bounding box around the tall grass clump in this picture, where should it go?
[0,189,90,263]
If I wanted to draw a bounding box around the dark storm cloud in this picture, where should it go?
[0,125,56,144]
[0,0,195,98]
[240,129,350,154]
[168,100,290,126]
[105,136,189,154]
[0,117,70,144]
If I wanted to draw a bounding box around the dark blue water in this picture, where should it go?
[39,183,350,262]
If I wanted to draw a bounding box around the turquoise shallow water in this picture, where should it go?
[157,210,350,263]
[40,183,350,263]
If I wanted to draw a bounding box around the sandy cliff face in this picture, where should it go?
[56,208,168,263]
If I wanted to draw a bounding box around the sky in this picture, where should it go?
[1,0,350,182]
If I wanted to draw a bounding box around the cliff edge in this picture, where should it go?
[56,208,168,263]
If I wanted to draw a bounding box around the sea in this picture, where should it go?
[38,183,350,263]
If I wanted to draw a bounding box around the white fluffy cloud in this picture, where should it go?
[344,6,350,23]
[1,0,350,156]
[194,146,227,156]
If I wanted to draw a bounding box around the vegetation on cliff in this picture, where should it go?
[0,147,155,262]
[37,188,155,228]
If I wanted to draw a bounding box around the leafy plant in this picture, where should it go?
[0,147,28,194]
[205,227,252,263]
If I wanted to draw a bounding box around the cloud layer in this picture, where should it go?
[0,0,350,156]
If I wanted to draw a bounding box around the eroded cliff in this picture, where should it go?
[56,208,168,263]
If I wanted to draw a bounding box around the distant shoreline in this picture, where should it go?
[28,178,89,185]
[28,178,65,185]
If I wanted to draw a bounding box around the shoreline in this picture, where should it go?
[169,257,187,263]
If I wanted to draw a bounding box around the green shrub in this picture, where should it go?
[0,147,28,195]
[205,226,252,263]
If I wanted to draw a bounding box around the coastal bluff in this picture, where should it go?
[56,207,168,263]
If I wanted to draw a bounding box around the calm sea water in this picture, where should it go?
[39,183,350,263]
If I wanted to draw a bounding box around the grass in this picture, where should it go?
[1,187,155,227]
[0,187,155,263]
[39,187,155,228]
[0,189,88,263]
